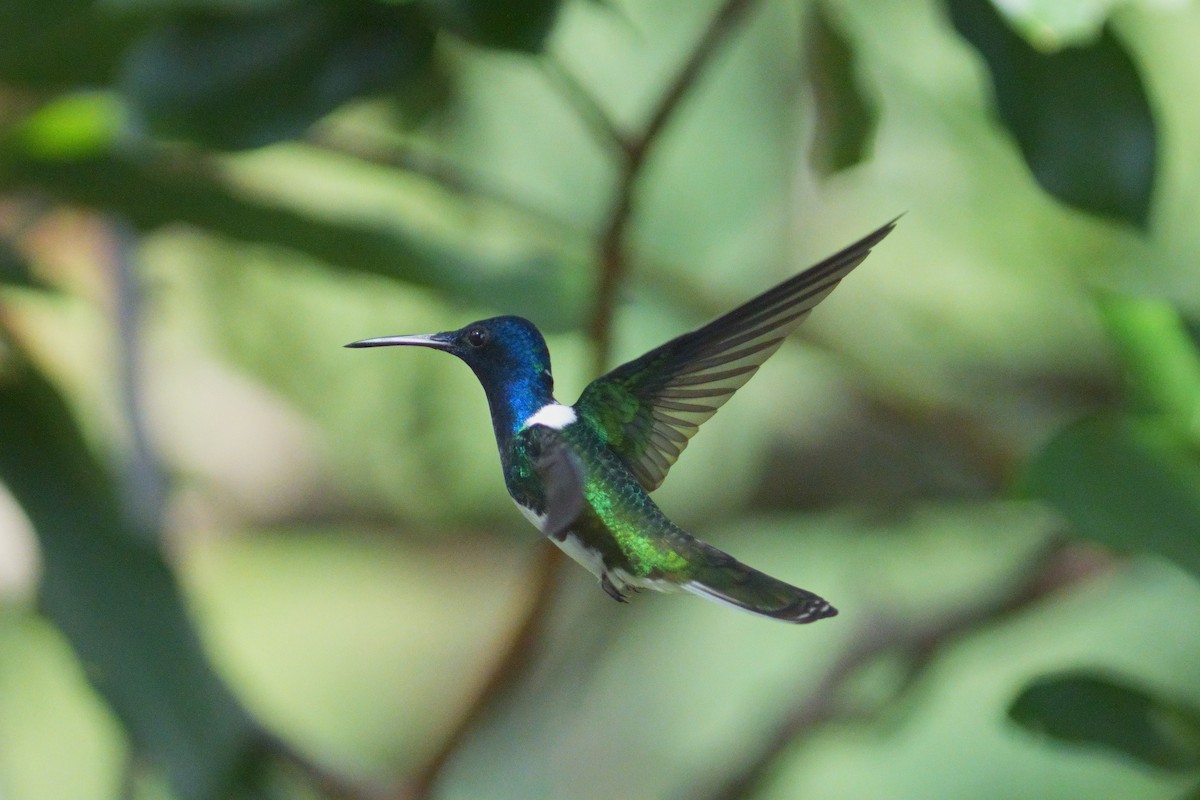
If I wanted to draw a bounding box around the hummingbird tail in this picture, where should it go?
[681,544,837,624]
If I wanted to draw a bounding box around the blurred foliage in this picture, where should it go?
[1,0,1199,799]
[0,237,37,289]
[0,357,265,800]
[948,0,1158,227]
[804,0,876,177]
[1010,671,1200,771]
[118,3,439,149]
[1025,414,1200,578]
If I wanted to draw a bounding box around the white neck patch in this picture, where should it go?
[523,403,577,430]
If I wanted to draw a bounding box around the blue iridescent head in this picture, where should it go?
[346,315,555,434]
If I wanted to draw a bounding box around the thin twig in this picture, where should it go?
[588,0,762,366]
[277,547,568,800]
[381,3,767,796]
[266,734,384,800]
[402,542,564,800]
[105,217,168,539]
[694,537,1086,800]
[539,56,632,162]
[266,732,383,800]
[633,0,759,164]
[303,127,583,243]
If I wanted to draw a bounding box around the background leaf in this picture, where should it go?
[1098,293,1200,439]
[1010,671,1200,770]
[0,356,266,800]
[1023,413,1200,577]
[120,2,438,149]
[805,0,877,177]
[9,92,127,160]
[0,150,579,328]
[5,1,1200,798]
[418,0,563,51]
[0,0,146,89]
[0,238,37,289]
[947,0,1157,227]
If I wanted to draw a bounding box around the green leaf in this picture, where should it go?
[0,356,267,800]
[0,151,578,328]
[993,0,1147,48]
[12,92,127,160]
[1098,293,1200,440]
[106,0,295,10]
[1023,413,1200,577]
[1010,671,1200,770]
[0,0,147,88]
[120,2,437,149]
[805,0,877,177]
[0,237,38,289]
[418,0,562,51]
[947,0,1157,228]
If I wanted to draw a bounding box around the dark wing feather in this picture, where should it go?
[515,424,585,541]
[576,219,896,491]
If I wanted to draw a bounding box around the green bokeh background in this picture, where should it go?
[2,1,1199,798]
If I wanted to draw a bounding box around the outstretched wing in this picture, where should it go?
[576,219,896,492]
[514,424,586,542]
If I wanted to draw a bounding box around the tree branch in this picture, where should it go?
[540,56,631,163]
[402,543,564,800]
[291,4,768,797]
[303,126,584,245]
[692,537,1090,800]
[588,0,761,368]
[104,216,168,539]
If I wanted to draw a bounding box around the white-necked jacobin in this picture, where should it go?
[347,220,895,623]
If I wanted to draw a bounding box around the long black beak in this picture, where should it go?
[344,334,451,350]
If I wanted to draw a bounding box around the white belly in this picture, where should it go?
[550,533,608,580]
[511,496,676,595]
[511,498,607,579]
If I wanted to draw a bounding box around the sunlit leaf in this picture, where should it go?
[947,0,1157,227]
[419,0,563,51]
[0,151,578,328]
[0,356,267,800]
[994,0,1148,48]
[12,92,127,160]
[1023,413,1200,577]
[1011,671,1200,770]
[1098,293,1200,440]
[120,2,437,149]
[805,0,877,177]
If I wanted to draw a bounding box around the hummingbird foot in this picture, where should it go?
[600,573,629,603]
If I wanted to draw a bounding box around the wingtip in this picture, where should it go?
[865,215,901,247]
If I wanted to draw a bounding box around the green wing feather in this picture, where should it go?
[576,219,896,492]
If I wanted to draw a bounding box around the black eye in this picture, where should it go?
[465,327,488,348]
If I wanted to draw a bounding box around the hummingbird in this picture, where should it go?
[347,220,895,623]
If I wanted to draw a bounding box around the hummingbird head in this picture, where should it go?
[347,315,555,433]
